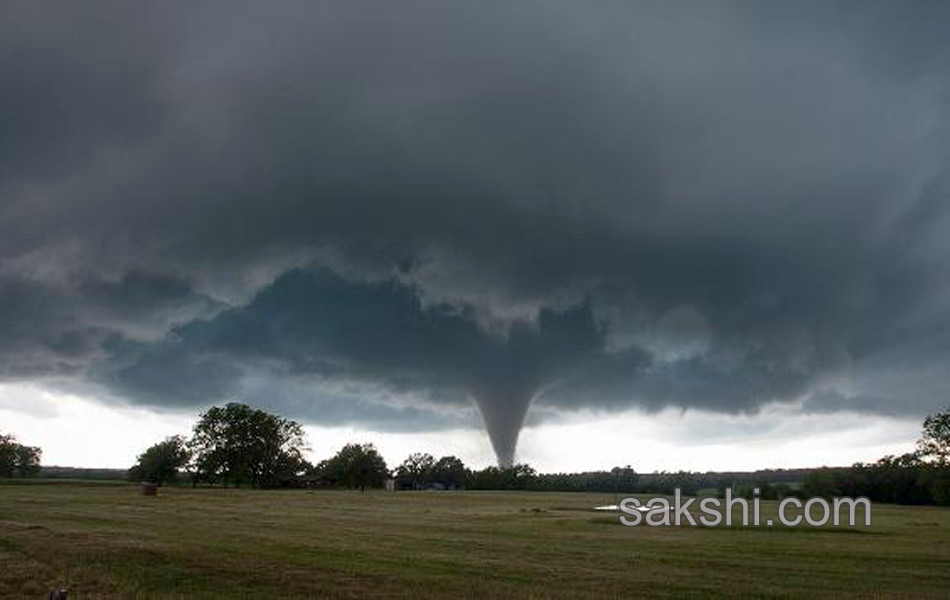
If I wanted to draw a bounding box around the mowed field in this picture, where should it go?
[1,483,949,599]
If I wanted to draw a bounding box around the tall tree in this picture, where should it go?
[318,443,389,491]
[431,456,466,489]
[0,430,41,478]
[919,408,950,466]
[189,403,309,488]
[128,436,191,485]
[396,452,435,489]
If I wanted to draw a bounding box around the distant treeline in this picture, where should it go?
[801,456,950,506]
[463,466,810,496]
[4,404,949,506]
[39,466,129,481]
[464,462,950,506]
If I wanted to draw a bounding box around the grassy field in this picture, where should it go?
[1,483,949,599]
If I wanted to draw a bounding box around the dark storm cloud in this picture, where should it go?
[1,1,950,462]
[0,264,219,378]
[101,268,602,463]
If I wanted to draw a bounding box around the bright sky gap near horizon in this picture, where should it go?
[1,2,949,471]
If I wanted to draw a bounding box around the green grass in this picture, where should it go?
[1,483,949,599]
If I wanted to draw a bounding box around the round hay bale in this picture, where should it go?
[142,482,158,496]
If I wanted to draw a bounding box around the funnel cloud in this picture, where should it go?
[475,388,536,469]
[2,2,950,465]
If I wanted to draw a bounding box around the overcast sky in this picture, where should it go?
[1,1,948,471]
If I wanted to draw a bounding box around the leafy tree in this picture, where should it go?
[128,436,191,485]
[318,443,388,491]
[0,430,41,478]
[431,456,467,489]
[189,403,310,488]
[396,452,435,489]
[918,408,950,466]
[15,443,41,478]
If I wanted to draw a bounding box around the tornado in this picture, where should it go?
[469,376,540,467]
[473,391,534,467]
[464,302,601,467]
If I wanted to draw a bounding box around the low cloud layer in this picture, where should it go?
[2,2,949,463]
